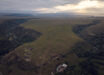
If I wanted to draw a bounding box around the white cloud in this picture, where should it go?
[0,0,104,16]
[35,0,104,16]
[0,0,80,10]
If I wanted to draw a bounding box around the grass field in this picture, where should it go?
[17,18,87,64]
[0,17,100,75]
[4,18,91,75]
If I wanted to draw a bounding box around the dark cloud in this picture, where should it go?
[0,0,104,16]
[0,0,81,11]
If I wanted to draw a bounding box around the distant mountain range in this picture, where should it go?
[0,10,92,18]
[5,13,34,17]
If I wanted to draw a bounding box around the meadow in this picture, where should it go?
[13,18,92,75]
[1,17,103,75]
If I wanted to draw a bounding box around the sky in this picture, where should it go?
[0,0,104,16]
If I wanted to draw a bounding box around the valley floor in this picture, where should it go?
[0,17,104,75]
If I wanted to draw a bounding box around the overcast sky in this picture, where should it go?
[0,0,104,16]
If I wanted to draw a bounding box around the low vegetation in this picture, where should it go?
[0,17,104,75]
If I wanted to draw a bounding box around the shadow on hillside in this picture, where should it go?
[0,19,41,56]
